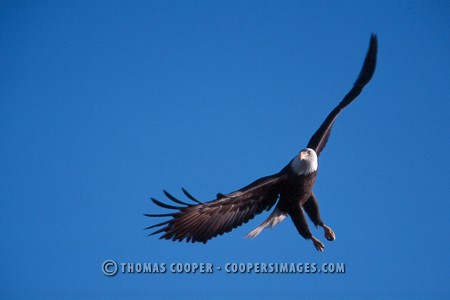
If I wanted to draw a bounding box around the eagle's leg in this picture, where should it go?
[289,202,325,252]
[311,236,325,252]
[303,194,335,242]
[321,224,335,241]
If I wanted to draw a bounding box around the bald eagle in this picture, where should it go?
[145,34,378,251]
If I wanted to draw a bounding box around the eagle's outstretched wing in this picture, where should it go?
[307,34,378,157]
[145,174,284,243]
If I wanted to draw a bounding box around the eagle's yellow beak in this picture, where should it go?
[299,151,306,161]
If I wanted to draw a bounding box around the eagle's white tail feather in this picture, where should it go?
[245,208,287,238]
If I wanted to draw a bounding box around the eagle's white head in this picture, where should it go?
[290,148,318,175]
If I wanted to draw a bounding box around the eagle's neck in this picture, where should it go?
[290,154,318,176]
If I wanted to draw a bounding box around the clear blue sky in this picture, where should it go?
[1,1,449,299]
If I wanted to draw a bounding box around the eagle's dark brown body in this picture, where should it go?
[278,171,320,240]
[278,169,316,207]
